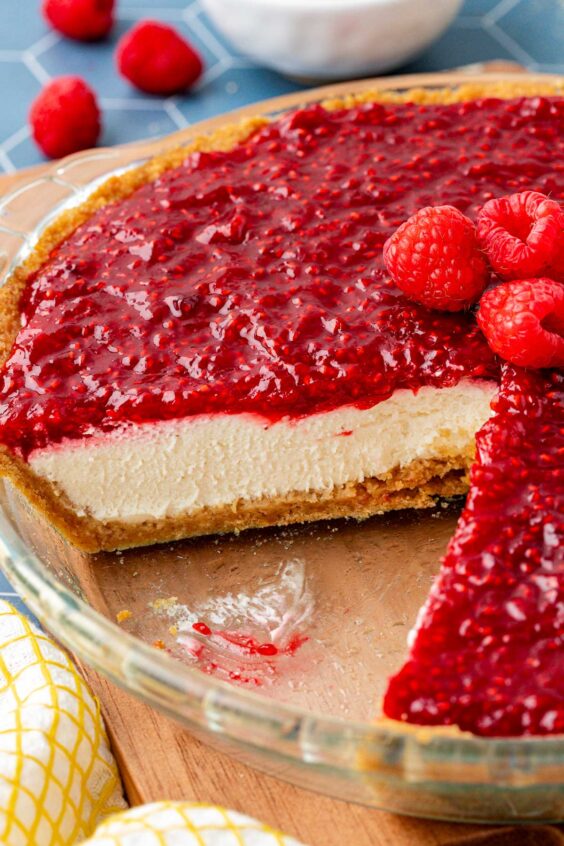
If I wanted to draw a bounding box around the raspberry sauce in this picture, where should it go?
[183,624,308,688]
[2,96,562,457]
[383,366,564,737]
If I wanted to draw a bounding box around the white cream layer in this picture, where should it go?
[29,381,496,524]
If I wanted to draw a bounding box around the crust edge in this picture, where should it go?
[2,449,472,552]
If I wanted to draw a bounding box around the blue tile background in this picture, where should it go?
[0,0,563,172]
[0,0,562,613]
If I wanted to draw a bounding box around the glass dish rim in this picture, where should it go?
[3,502,564,773]
[1,71,564,790]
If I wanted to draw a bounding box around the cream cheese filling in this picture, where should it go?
[29,381,496,524]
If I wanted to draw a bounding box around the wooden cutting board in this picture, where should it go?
[1,64,562,846]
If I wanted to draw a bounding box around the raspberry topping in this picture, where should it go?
[383,205,488,311]
[384,366,564,737]
[42,0,114,41]
[477,278,564,369]
[116,20,203,95]
[29,76,101,159]
[2,97,562,461]
[477,190,564,281]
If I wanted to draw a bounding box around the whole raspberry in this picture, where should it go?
[116,21,203,95]
[42,0,114,41]
[477,278,564,368]
[383,205,488,311]
[29,76,101,159]
[477,191,564,281]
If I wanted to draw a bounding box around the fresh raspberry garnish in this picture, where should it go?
[383,205,488,311]
[477,278,564,368]
[42,0,114,41]
[29,76,101,159]
[116,20,203,95]
[477,191,564,281]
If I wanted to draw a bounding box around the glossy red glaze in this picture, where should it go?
[5,96,563,457]
[192,621,211,636]
[183,626,308,688]
[383,365,564,737]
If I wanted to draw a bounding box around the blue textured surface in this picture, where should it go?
[0,0,563,172]
[0,0,562,612]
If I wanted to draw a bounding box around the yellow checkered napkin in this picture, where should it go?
[82,801,305,845]
[0,601,306,846]
[0,600,126,846]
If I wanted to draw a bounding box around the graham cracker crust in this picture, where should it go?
[0,79,560,551]
[1,450,471,552]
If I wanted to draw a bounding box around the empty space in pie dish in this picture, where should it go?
[3,474,460,722]
[83,504,464,721]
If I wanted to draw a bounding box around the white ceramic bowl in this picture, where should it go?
[201,0,464,80]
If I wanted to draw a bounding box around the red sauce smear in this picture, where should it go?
[3,96,563,457]
[384,366,564,737]
[184,621,308,687]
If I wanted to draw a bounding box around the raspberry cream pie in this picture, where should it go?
[1,80,563,739]
[0,81,560,561]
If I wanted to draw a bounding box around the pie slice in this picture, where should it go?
[384,364,563,737]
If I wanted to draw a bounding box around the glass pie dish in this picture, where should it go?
[0,72,562,825]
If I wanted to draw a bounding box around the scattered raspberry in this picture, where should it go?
[29,76,101,159]
[477,191,564,281]
[42,0,114,41]
[383,205,489,311]
[116,20,203,95]
[477,278,564,368]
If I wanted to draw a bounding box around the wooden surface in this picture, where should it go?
[70,664,564,846]
[2,66,563,846]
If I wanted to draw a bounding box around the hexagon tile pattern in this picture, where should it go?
[0,0,562,173]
